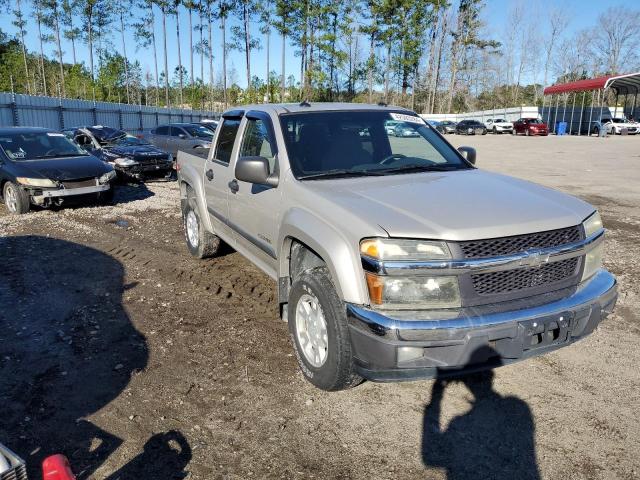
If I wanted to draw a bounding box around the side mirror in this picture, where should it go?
[458,146,476,165]
[235,156,278,187]
[178,133,187,139]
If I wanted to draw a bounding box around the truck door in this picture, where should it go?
[203,113,243,244]
[228,111,280,275]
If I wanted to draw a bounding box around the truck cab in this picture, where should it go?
[176,103,617,391]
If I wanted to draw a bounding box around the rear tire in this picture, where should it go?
[182,186,220,259]
[3,182,30,215]
[288,267,363,391]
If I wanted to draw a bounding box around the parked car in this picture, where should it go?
[455,120,487,135]
[394,122,421,137]
[384,120,402,135]
[485,118,513,134]
[598,117,639,135]
[0,127,116,214]
[438,120,457,134]
[425,120,446,134]
[198,119,219,132]
[145,123,214,156]
[63,125,174,181]
[177,103,617,391]
[513,118,549,136]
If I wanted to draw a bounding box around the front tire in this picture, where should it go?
[288,268,362,391]
[182,187,220,259]
[3,182,30,214]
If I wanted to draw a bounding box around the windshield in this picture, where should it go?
[182,125,214,139]
[493,119,506,123]
[87,126,126,145]
[0,131,88,160]
[611,118,627,123]
[526,119,543,124]
[280,111,471,179]
[112,135,151,146]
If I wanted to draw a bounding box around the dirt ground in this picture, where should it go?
[1,134,639,479]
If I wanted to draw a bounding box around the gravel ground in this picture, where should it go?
[1,134,639,479]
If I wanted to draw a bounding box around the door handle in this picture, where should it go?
[205,169,214,181]
[228,179,239,193]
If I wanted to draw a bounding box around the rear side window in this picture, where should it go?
[239,119,276,173]
[214,119,241,165]
[155,126,169,135]
[170,126,186,137]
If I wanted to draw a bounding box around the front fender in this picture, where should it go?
[278,207,369,305]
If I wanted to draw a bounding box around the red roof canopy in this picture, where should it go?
[543,72,640,95]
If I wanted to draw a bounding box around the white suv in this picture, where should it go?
[485,118,514,134]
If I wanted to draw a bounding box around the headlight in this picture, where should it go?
[360,238,459,309]
[99,170,117,184]
[365,273,461,309]
[583,211,603,237]
[114,157,138,167]
[16,177,57,188]
[360,238,451,261]
[581,212,604,281]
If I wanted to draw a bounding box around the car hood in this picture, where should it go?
[494,122,513,127]
[16,155,111,181]
[305,169,594,241]
[105,144,169,157]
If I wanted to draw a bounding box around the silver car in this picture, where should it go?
[146,123,214,156]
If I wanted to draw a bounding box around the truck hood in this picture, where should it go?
[305,169,594,241]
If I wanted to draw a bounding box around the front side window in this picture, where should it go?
[213,118,241,165]
[155,126,169,135]
[0,131,88,160]
[279,111,470,179]
[239,119,276,173]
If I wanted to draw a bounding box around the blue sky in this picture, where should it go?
[0,0,624,88]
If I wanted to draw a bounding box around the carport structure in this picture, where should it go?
[542,72,640,135]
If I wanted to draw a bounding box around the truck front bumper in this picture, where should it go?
[346,269,617,382]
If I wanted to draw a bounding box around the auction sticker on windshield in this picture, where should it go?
[389,113,425,124]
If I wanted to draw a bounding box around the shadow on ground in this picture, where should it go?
[0,236,190,479]
[421,348,540,480]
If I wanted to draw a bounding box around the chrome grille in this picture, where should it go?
[471,258,579,295]
[0,464,28,480]
[459,226,582,259]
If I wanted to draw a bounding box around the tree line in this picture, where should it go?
[1,0,639,114]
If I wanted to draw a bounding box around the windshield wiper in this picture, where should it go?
[375,164,469,174]
[298,169,386,180]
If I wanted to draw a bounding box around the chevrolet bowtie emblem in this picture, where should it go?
[519,251,551,268]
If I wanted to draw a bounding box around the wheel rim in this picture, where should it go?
[295,292,328,368]
[5,185,17,212]
[186,210,199,247]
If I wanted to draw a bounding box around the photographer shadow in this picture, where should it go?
[0,236,190,479]
[421,347,540,480]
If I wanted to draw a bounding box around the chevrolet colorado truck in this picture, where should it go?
[176,103,617,391]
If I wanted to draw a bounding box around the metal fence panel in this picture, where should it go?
[0,92,219,133]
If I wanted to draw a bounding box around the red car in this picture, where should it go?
[513,118,549,136]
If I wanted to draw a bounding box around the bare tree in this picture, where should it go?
[542,6,568,87]
[590,7,640,74]
[61,0,81,66]
[33,0,50,96]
